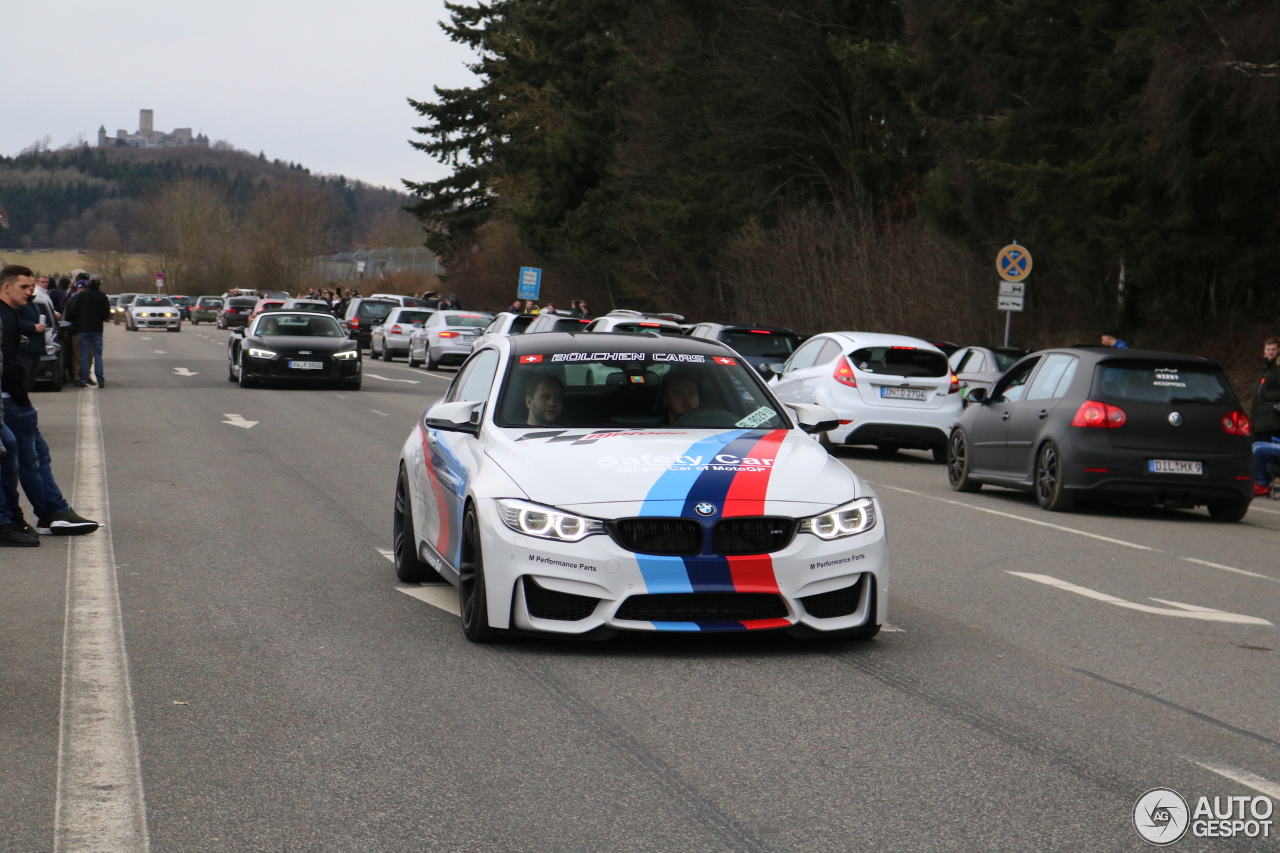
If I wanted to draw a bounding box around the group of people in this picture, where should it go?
[0,264,101,547]
[1251,337,1280,497]
[506,298,590,317]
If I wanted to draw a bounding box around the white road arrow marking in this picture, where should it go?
[221,413,258,429]
[377,548,395,562]
[366,373,420,385]
[398,585,460,616]
[1008,572,1272,625]
[152,349,167,354]
[173,367,197,376]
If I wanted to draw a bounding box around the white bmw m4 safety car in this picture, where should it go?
[394,332,889,642]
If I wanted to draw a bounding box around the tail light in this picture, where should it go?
[439,331,460,339]
[350,317,359,327]
[640,322,660,327]
[390,324,403,335]
[948,373,960,394]
[833,355,858,387]
[1221,410,1251,436]
[1071,400,1127,428]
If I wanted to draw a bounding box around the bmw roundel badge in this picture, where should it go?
[695,502,716,517]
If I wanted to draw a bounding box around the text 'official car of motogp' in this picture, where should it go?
[394,332,889,642]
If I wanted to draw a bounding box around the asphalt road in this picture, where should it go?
[3,323,1278,852]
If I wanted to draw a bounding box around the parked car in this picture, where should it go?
[686,323,803,379]
[470,312,537,350]
[948,347,1254,520]
[171,295,193,320]
[31,321,68,392]
[406,310,494,369]
[217,296,260,329]
[948,346,1029,399]
[369,294,428,308]
[280,299,334,314]
[112,293,139,325]
[582,309,684,336]
[370,307,436,361]
[191,296,224,324]
[341,298,398,348]
[247,299,287,323]
[770,332,961,461]
[126,295,182,332]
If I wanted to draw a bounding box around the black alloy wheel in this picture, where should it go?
[227,355,236,382]
[393,466,443,583]
[459,505,497,642]
[237,355,258,388]
[1035,440,1075,512]
[947,429,981,492]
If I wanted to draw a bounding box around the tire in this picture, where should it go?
[343,378,362,391]
[876,443,899,456]
[931,445,947,464]
[1207,500,1249,522]
[371,339,381,359]
[459,505,497,643]
[393,466,444,583]
[237,356,258,388]
[407,351,421,368]
[382,345,394,361]
[168,324,180,333]
[227,356,237,382]
[1035,440,1075,512]
[426,351,440,371]
[947,428,981,492]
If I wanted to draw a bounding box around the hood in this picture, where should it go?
[484,427,861,518]
[248,335,353,353]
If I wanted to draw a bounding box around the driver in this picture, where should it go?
[662,371,701,424]
[525,375,564,426]
[259,317,279,335]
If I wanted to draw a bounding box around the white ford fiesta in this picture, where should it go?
[394,332,889,642]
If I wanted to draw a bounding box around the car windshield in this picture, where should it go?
[200,298,224,307]
[719,330,800,358]
[992,350,1022,371]
[850,346,949,378]
[496,350,789,430]
[395,310,433,324]
[287,302,330,312]
[1093,360,1235,405]
[254,314,344,337]
[228,298,258,308]
[444,314,493,328]
[611,322,684,336]
[135,297,173,307]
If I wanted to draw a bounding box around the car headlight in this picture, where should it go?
[497,499,605,542]
[333,349,359,360]
[248,347,277,359]
[165,312,177,317]
[798,497,876,540]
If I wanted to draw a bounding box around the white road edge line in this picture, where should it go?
[1007,572,1272,625]
[876,483,1156,551]
[1192,761,1280,800]
[54,387,150,852]
[1182,557,1279,583]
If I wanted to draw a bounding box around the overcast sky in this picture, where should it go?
[5,0,479,190]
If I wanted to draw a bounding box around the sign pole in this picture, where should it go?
[1003,309,1011,348]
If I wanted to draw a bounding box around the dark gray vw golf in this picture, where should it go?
[946,347,1254,520]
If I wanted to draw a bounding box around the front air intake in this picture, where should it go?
[523,578,599,621]
[612,518,702,555]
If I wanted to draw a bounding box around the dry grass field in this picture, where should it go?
[0,249,159,278]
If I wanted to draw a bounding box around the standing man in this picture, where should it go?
[0,309,39,546]
[64,275,111,388]
[0,265,99,535]
[1251,337,1280,443]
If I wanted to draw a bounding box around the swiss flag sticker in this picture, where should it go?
[520,355,544,363]
[713,356,736,365]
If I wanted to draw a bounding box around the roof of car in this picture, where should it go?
[1034,346,1215,364]
[711,323,800,334]
[508,331,731,356]
[826,331,946,351]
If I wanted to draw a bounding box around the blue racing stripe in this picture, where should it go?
[677,431,769,591]
[650,621,701,632]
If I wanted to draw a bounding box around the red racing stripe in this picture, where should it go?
[739,617,792,630]
[418,426,453,556]
[725,555,779,593]
[722,429,788,593]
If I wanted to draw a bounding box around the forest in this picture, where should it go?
[407,0,1279,353]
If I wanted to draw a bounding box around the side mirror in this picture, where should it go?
[769,363,787,375]
[787,403,840,435]
[424,400,483,435]
[966,387,988,405]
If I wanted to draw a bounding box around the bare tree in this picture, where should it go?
[358,209,425,249]
[242,183,339,292]
[143,178,236,295]
[85,223,130,289]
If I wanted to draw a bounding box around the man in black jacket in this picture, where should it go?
[0,265,98,536]
[0,299,37,546]
[1251,338,1280,443]
[64,275,111,388]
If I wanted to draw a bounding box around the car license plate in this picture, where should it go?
[880,386,927,401]
[289,360,324,370]
[1148,459,1202,475]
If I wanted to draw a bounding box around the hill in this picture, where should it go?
[0,145,410,253]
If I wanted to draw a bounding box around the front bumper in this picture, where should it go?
[244,354,361,382]
[133,315,180,329]
[468,498,889,635]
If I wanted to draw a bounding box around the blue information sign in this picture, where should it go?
[517,267,542,300]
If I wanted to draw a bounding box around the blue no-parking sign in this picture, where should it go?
[517,267,542,300]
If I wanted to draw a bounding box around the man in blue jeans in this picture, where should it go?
[65,274,111,388]
[0,264,98,536]
[0,322,38,546]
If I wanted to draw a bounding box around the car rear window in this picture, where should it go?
[1093,360,1235,405]
[719,330,800,359]
[228,298,258,308]
[396,310,433,324]
[199,298,224,308]
[850,346,949,378]
[510,315,536,334]
[402,297,427,307]
[445,314,495,328]
[357,301,396,319]
[612,322,684,336]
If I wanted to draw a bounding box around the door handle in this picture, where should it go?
[1001,411,1011,421]
[1038,409,1048,419]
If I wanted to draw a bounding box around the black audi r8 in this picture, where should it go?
[227,311,362,389]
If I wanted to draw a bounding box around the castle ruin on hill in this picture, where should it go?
[97,109,209,149]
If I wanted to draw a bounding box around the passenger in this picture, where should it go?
[525,375,564,426]
[662,372,701,424]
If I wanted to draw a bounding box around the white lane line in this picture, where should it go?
[366,373,420,385]
[876,484,1156,551]
[221,413,258,429]
[398,586,461,616]
[151,350,166,354]
[1007,572,1272,625]
[1248,503,1280,515]
[881,623,905,633]
[173,367,198,377]
[377,548,394,562]
[369,409,391,417]
[54,386,149,852]
[1182,557,1279,583]
[1192,761,1280,800]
